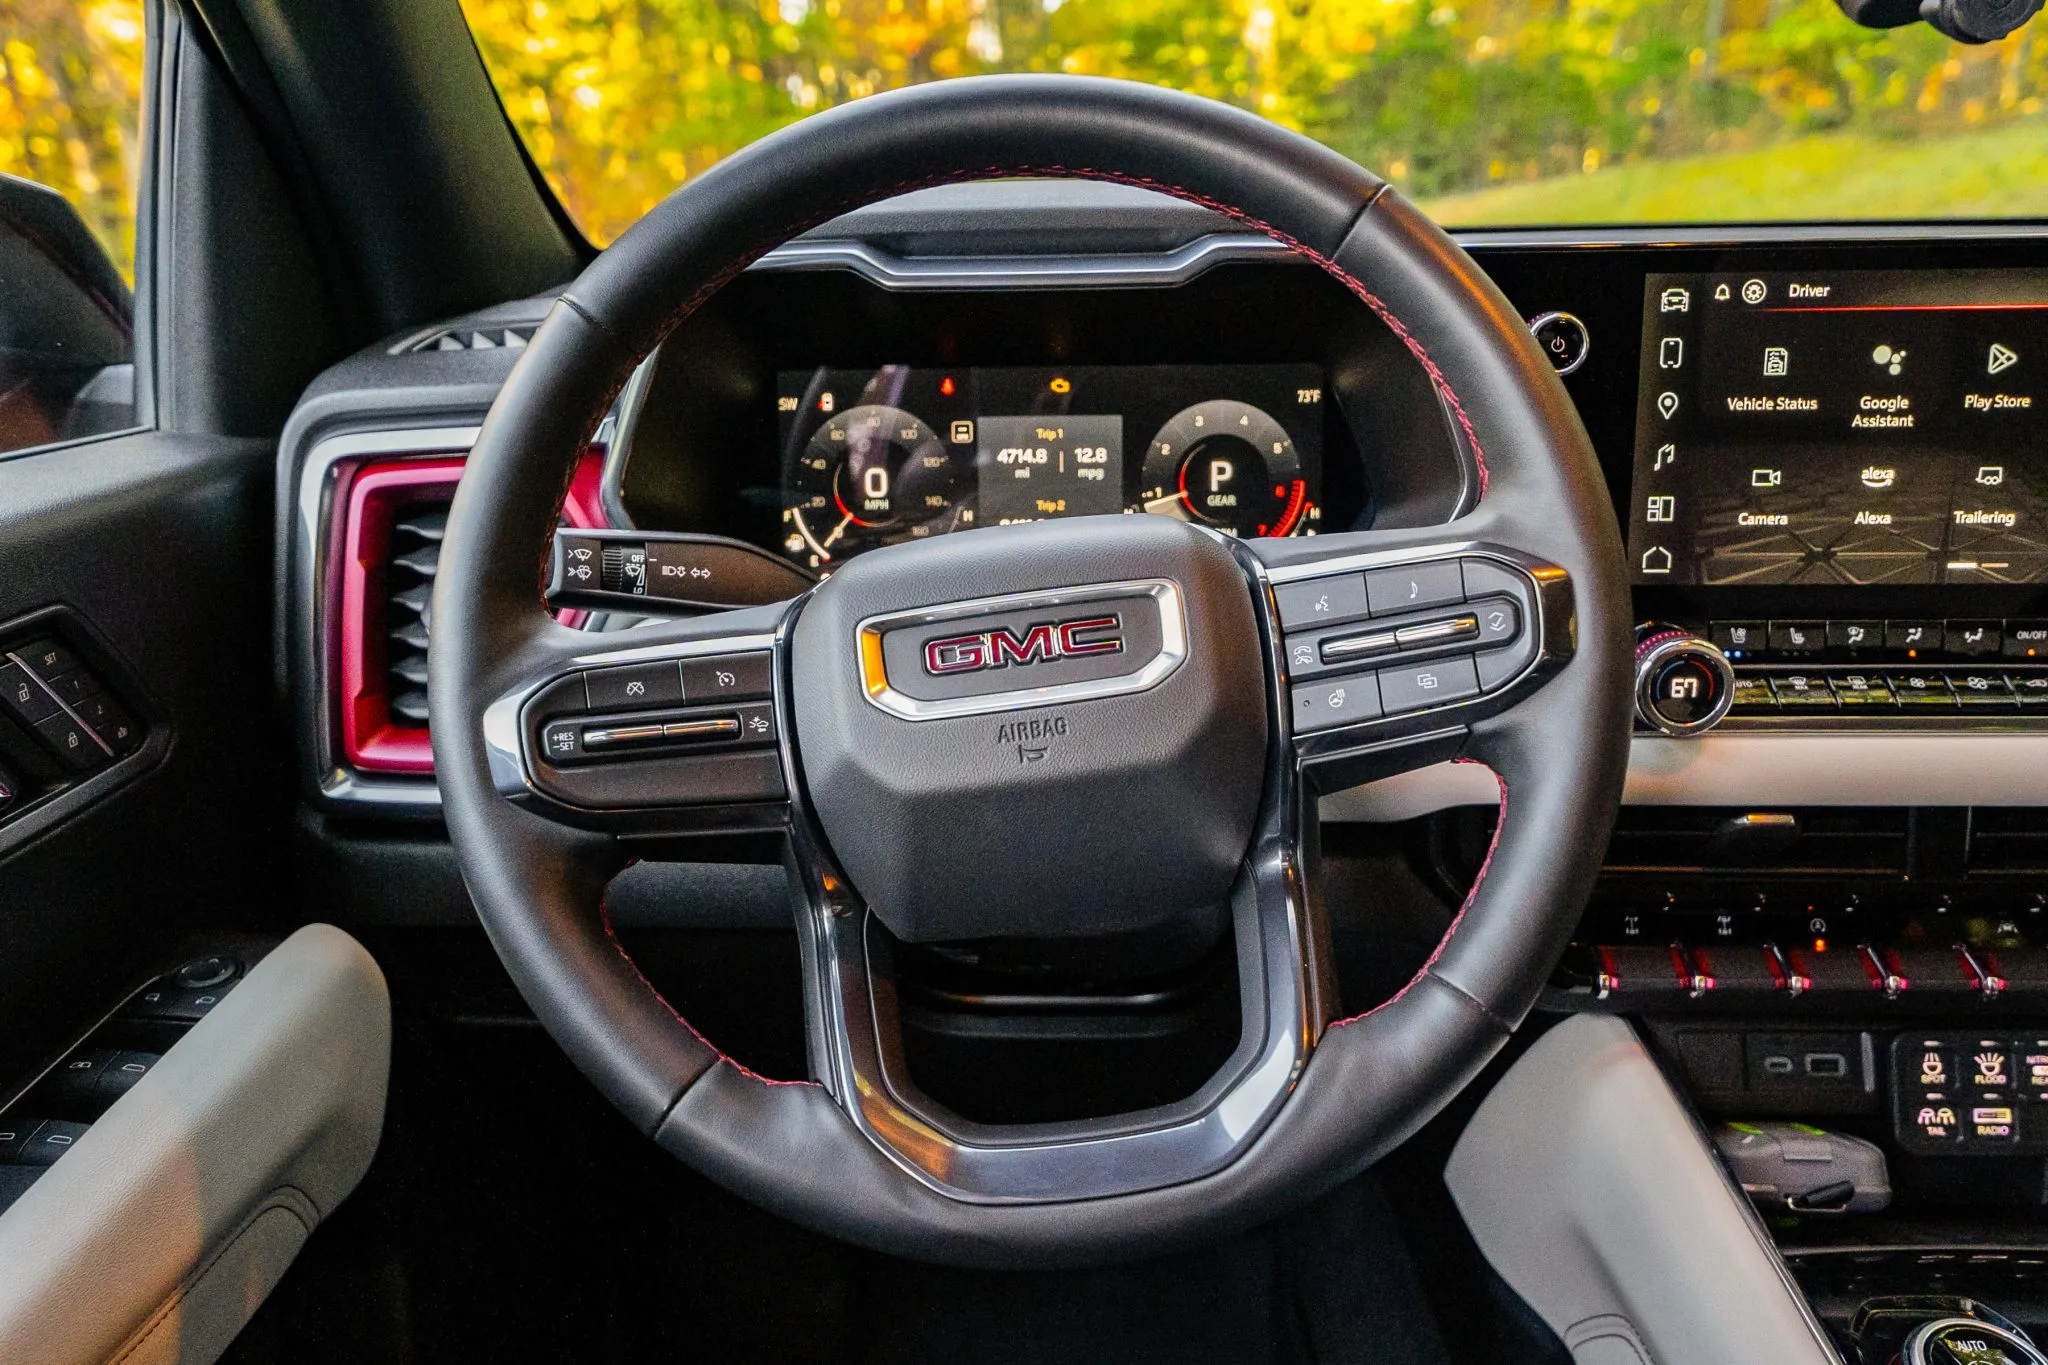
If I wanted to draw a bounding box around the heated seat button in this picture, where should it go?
[1365,562,1464,617]
[583,662,683,710]
[1291,675,1382,733]
[1273,575,1368,630]
[1378,655,1480,714]
[1767,621,1826,655]
[33,712,108,771]
[682,653,774,702]
[0,663,58,725]
[1710,622,1766,657]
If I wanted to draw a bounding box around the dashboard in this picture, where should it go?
[281,184,2048,818]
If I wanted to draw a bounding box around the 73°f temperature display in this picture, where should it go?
[775,363,1324,568]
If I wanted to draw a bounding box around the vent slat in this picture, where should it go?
[388,689,431,726]
[380,494,450,735]
[391,546,440,577]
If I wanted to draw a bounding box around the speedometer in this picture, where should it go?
[1139,400,1310,538]
[786,405,968,564]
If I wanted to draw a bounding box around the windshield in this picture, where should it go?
[463,0,2048,246]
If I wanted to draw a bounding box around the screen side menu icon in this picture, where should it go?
[1990,343,2020,375]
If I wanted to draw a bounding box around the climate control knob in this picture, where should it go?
[1634,628,1735,737]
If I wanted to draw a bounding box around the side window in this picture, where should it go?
[0,2,149,457]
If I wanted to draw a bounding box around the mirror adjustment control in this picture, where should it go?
[1634,626,1735,737]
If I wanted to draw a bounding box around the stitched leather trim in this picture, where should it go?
[1326,757,1507,1031]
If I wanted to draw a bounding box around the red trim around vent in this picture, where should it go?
[340,458,467,773]
[337,449,607,774]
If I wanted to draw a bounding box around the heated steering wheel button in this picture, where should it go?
[1291,675,1381,733]
[682,652,773,701]
[1378,655,1481,714]
[1365,563,1464,617]
[1274,575,1368,630]
[583,662,682,710]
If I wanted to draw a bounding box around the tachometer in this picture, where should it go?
[1139,400,1310,538]
[786,405,968,564]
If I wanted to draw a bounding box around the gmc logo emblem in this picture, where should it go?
[923,615,1124,676]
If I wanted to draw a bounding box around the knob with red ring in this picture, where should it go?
[1634,625,1735,737]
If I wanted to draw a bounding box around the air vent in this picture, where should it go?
[1968,809,2048,876]
[333,450,610,777]
[382,503,444,728]
[1603,807,1909,876]
[399,326,536,354]
[339,459,466,773]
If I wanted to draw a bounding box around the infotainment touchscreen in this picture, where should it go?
[1627,269,2048,586]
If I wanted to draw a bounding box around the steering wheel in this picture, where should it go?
[430,75,1631,1267]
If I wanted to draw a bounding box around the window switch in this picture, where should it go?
[97,1052,159,1104]
[16,1119,89,1166]
[0,1119,37,1163]
[52,1048,120,1110]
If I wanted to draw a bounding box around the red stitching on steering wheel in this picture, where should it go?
[1325,758,1506,1030]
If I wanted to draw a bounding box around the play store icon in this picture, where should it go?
[1989,343,2020,375]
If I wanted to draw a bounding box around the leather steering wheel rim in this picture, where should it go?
[430,74,1632,1268]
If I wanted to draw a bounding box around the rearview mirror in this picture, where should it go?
[1836,0,2044,43]
[0,172,136,454]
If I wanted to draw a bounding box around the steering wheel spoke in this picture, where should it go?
[1253,524,1576,791]
[481,606,795,839]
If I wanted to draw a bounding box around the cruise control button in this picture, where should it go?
[1946,620,2003,657]
[2007,673,2048,705]
[1291,674,1382,733]
[1950,670,2015,706]
[1768,621,1825,655]
[1770,674,1835,708]
[0,663,57,725]
[1831,673,1895,707]
[1887,620,1944,655]
[583,662,683,710]
[1378,654,1480,714]
[1891,672,1957,708]
[1365,562,1464,617]
[1273,576,1368,630]
[540,720,585,763]
[1827,620,1883,651]
[682,653,774,701]
[1710,621,1765,656]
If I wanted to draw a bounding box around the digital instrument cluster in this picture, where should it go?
[774,364,1326,568]
[1627,269,2048,587]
